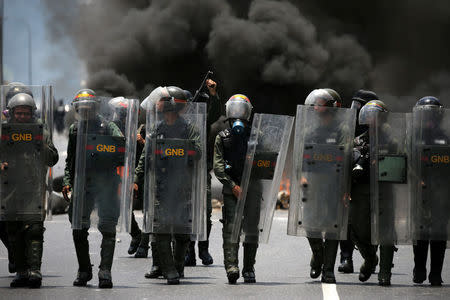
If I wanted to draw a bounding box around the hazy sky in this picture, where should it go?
[3,0,85,102]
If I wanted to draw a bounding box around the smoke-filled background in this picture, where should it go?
[42,0,450,114]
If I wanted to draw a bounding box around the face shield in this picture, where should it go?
[141,87,170,112]
[225,95,253,134]
[73,100,98,120]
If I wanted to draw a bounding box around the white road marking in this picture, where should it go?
[322,283,340,300]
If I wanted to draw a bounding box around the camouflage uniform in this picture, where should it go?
[4,123,58,287]
[213,126,259,283]
[186,94,224,265]
[63,115,123,286]
[135,116,202,283]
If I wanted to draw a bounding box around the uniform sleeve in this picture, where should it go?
[189,124,202,159]
[134,148,145,186]
[44,128,59,167]
[63,124,76,187]
[213,134,237,190]
[207,94,225,128]
[108,122,124,137]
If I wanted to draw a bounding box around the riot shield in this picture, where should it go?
[0,85,54,221]
[411,107,450,241]
[71,97,139,233]
[370,112,412,245]
[230,113,293,244]
[288,105,355,240]
[142,102,207,241]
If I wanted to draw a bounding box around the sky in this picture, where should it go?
[3,0,85,102]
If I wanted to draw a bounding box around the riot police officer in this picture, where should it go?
[412,96,448,286]
[185,79,223,267]
[135,86,205,285]
[62,89,124,288]
[338,89,379,274]
[0,82,32,275]
[108,97,150,258]
[350,100,398,286]
[1,91,58,288]
[214,94,259,284]
[299,89,349,284]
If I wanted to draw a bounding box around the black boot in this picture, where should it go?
[28,270,42,289]
[145,242,163,278]
[98,270,113,289]
[413,240,428,284]
[198,240,213,266]
[10,271,29,288]
[156,234,180,285]
[98,232,116,289]
[72,229,92,286]
[308,238,324,279]
[359,255,378,282]
[378,246,394,286]
[338,258,354,274]
[27,239,44,289]
[321,240,338,284]
[135,233,150,258]
[73,267,93,286]
[26,223,45,289]
[429,240,446,286]
[128,235,141,255]
[184,241,196,266]
[174,236,190,278]
[224,243,239,284]
[338,237,354,273]
[243,243,257,283]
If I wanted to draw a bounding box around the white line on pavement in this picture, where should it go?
[322,283,340,300]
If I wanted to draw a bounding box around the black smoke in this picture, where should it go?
[43,0,450,114]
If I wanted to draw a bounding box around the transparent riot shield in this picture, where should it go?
[288,105,355,240]
[143,102,207,241]
[71,97,139,233]
[230,113,293,244]
[0,85,54,221]
[370,112,412,245]
[411,107,450,242]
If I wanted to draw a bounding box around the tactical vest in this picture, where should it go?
[219,128,250,185]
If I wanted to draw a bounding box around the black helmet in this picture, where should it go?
[304,88,341,107]
[5,82,34,103]
[414,96,443,110]
[184,89,193,102]
[358,100,388,125]
[162,86,188,112]
[351,89,378,110]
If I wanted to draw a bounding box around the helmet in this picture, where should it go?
[225,94,253,135]
[109,96,129,122]
[108,96,128,110]
[72,89,99,111]
[304,89,341,107]
[225,94,253,121]
[5,82,33,104]
[414,96,443,110]
[358,100,388,125]
[184,89,193,102]
[351,89,378,111]
[7,93,37,111]
[141,86,187,112]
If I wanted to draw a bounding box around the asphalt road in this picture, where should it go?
[1,210,449,300]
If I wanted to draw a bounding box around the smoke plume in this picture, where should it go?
[43,0,450,114]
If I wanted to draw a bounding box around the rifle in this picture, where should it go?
[191,71,213,102]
